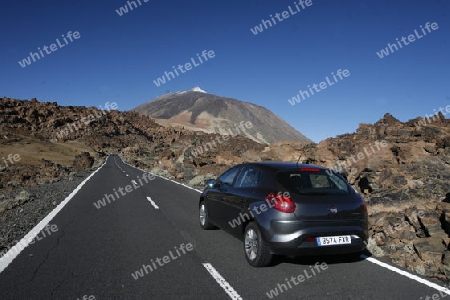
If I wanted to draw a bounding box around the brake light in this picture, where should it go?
[299,167,320,172]
[357,193,368,213]
[265,192,296,213]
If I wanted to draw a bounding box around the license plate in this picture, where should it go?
[316,235,351,246]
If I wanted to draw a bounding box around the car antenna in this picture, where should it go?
[296,148,304,167]
[296,144,310,167]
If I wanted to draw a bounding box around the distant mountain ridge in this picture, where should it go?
[132,87,312,144]
[2,95,450,282]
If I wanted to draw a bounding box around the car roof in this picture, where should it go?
[240,161,329,172]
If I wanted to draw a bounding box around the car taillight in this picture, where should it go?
[265,192,296,213]
[357,193,368,213]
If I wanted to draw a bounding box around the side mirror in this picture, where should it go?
[204,179,216,189]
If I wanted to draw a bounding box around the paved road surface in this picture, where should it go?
[0,154,447,299]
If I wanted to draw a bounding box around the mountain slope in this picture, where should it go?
[132,88,312,144]
[2,96,450,282]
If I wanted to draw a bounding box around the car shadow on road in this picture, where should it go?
[269,249,372,267]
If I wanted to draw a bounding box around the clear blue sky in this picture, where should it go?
[1,0,449,142]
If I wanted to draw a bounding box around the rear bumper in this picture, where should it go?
[261,220,368,257]
[270,235,366,257]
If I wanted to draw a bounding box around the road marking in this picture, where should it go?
[363,255,450,296]
[117,154,450,295]
[181,183,202,193]
[146,197,159,210]
[0,158,109,273]
[126,174,129,177]
[202,263,243,300]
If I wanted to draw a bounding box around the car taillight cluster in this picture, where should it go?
[357,193,368,213]
[265,192,296,213]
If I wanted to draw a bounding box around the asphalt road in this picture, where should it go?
[0,154,447,299]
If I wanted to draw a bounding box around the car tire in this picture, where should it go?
[199,201,216,230]
[244,222,272,267]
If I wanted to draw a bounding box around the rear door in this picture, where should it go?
[225,166,265,232]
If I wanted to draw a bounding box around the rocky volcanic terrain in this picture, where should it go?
[300,113,450,281]
[1,96,450,282]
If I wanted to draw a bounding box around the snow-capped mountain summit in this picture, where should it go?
[132,89,312,144]
[173,86,207,95]
[190,86,207,93]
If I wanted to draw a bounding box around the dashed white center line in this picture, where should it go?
[146,197,159,210]
[202,263,243,300]
[117,154,450,298]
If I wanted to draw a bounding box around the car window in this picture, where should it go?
[217,166,241,187]
[310,174,331,188]
[276,169,349,195]
[235,167,262,188]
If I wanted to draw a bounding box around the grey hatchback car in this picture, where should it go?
[199,162,368,267]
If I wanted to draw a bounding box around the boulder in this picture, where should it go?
[73,152,94,171]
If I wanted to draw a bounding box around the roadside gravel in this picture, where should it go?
[0,171,90,256]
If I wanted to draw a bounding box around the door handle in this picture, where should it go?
[240,199,247,203]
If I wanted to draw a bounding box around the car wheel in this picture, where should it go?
[244,222,272,267]
[199,201,215,230]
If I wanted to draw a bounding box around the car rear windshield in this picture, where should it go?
[276,169,350,195]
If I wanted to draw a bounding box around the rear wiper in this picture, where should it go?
[298,191,331,195]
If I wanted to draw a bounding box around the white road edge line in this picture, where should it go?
[363,255,450,296]
[202,263,243,300]
[143,163,450,294]
[118,154,450,294]
[118,155,199,189]
[146,197,159,210]
[0,158,109,274]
